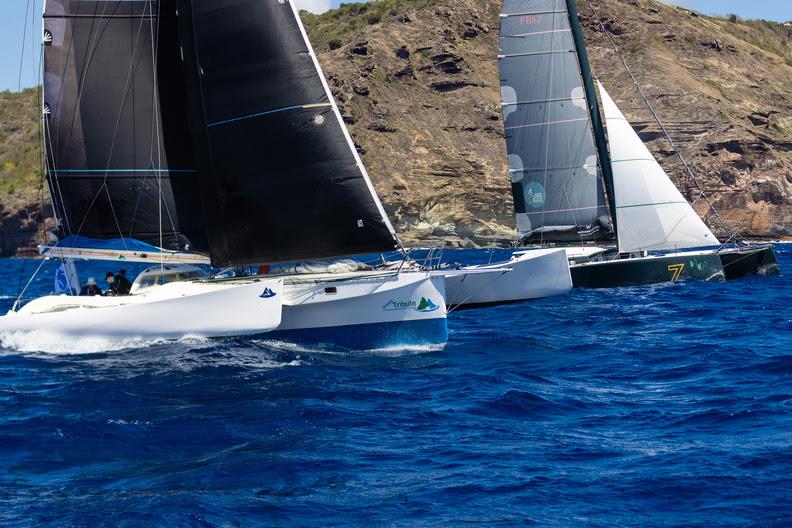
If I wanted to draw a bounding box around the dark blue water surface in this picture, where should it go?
[0,246,790,527]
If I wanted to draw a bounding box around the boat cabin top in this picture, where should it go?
[130,264,209,294]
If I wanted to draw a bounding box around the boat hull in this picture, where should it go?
[272,272,448,349]
[0,279,284,339]
[719,245,780,280]
[571,251,724,289]
[441,249,572,309]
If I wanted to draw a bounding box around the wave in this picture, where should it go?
[0,331,209,355]
[252,337,446,357]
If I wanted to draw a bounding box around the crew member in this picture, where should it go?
[80,277,102,296]
[116,269,132,295]
[104,272,122,296]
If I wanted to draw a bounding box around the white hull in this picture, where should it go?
[271,271,448,348]
[439,249,572,307]
[280,272,446,330]
[0,278,284,339]
[0,271,448,350]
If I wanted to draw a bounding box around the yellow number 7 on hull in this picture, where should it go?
[667,263,685,281]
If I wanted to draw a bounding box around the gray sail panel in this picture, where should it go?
[499,0,612,242]
[42,0,202,250]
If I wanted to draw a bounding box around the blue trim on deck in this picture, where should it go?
[266,318,448,350]
[59,235,165,253]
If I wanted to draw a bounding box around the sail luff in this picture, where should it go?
[565,0,618,245]
[287,0,399,244]
[597,82,719,253]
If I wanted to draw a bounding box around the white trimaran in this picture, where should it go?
[0,0,450,349]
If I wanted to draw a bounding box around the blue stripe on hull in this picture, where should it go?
[266,318,448,350]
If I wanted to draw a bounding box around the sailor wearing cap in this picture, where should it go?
[80,277,102,296]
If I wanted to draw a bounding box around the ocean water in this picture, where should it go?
[0,245,790,527]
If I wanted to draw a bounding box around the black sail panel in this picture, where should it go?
[177,0,398,267]
[43,0,202,250]
[499,0,613,243]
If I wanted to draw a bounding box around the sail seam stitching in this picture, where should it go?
[506,117,588,130]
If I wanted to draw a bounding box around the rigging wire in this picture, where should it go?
[583,0,740,245]
[147,0,165,275]
[18,0,32,91]
[72,3,153,249]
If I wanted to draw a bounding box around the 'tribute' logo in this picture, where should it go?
[383,298,440,313]
[259,288,277,299]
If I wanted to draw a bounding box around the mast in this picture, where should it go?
[565,0,618,248]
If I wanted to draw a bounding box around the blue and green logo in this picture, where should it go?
[416,297,440,312]
[259,288,277,299]
[524,181,546,209]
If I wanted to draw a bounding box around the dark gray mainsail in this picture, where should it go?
[176,0,399,267]
[43,0,205,251]
[499,0,613,243]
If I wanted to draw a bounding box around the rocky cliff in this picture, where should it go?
[0,88,51,256]
[302,0,792,246]
[1,0,790,254]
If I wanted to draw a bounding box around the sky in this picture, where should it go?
[1,0,789,92]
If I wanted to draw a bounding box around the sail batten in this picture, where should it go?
[597,82,719,253]
[499,0,613,244]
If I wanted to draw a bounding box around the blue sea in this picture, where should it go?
[0,245,790,527]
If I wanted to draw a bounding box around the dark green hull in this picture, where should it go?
[719,245,780,280]
[571,252,724,289]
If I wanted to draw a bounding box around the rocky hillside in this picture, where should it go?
[0,88,51,256]
[0,0,790,254]
[302,0,792,246]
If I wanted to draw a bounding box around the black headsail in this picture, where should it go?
[43,0,205,251]
[498,0,614,244]
[175,0,399,267]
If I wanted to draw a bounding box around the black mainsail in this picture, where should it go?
[498,0,614,244]
[176,0,399,267]
[43,0,204,251]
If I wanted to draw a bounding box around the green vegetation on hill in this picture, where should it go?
[301,0,441,51]
[715,17,792,62]
[0,87,44,213]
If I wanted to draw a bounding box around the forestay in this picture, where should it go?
[499,0,612,243]
[176,0,399,267]
[597,83,719,254]
[42,0,205,251]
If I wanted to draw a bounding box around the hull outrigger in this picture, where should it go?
[718,245,779,281]
[440,249,572,308]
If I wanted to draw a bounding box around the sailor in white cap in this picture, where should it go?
[80,277,102,296]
